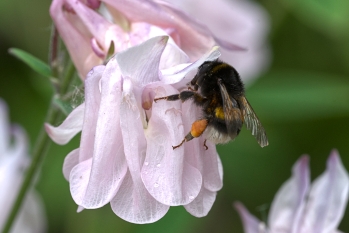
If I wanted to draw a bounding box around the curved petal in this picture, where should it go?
[184,187,216,217]
[45,103,85,145]
[268,155,310,233]
[50,0,101,78]
[63,148,80,181]
[71,58,128,209]
[70,158,93,205]
[180,101,221,216]
[65,0,127,55]
[181,101,223,192]
[79,65,104,162]
[160,46,221,85]
[142,84,202,206]
[299,150,349,233]
[111,79,169,223]
[102,0,216,60]
[165,0,271,83]
[202,140,223,192]
[116,36,168,86]
[234,202,266,233]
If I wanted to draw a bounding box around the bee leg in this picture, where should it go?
[187,86,196,92]
[154,91,207,104]
[173,119,208,150]
[203,139,208,150]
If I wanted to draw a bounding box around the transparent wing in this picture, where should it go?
[239,96,268,147]
[217,80,242,140]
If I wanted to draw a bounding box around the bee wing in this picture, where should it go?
[217,80,243,140]
[239,96,268,147]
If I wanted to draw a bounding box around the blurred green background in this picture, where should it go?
[1,0,349,232]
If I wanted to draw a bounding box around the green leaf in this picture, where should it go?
[9,48,52,78]
[247,70,349,122]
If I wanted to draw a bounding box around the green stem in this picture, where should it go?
[2,102,61,233]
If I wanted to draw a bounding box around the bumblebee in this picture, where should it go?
[154,59,268,149]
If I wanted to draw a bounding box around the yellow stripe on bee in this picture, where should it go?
[214,107,225,120]
[211,63,229,73]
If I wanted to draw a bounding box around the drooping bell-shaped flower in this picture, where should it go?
[0,99,46,233]
[50,0,262,79]
[235,150,349,233]
[46,36,224,223]
[164,0,271,83]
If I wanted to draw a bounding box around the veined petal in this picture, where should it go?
[181,101,223,192]
[116,36,168,86]
[184,187,216,217]
[142,84,202,206]
[45,103,85,145]
[180,101,222,216]
[268,156,310,233]
[71,58,128,209]
[111,78,169,223]
[234,202,266,233]
[79,65,104,162]
[50,0,102,78]
[299,150,349,233]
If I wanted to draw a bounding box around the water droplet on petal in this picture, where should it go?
[156,163,161,167]
[154,182,159,188]
[144,161,149,166]
[189,195,194,200]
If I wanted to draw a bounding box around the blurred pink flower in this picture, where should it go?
[45,36,224,223]
[50,0,249,79]
[164,0,271,83]
[235,150,349,233]
[0,100,46,233]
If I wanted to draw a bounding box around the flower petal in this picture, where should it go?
[65,0,126,55]
[45,103,85,145]
[268,155,310,232]
[160,46,221,85]
[63,148,80,181]
[165,0,271,83]
[184,187,216,217]
[0,99,10,153]
[234,202,266,233]
[299,150,349,233]
[69,158,93,205]
[111,79,169,223]
[50,0,101,78]
[180,100,223,192]
[71,58,128,209]
[142,84,202,206]
[79,65,104,162]
[116,36,168,86]
[102,0,216,60]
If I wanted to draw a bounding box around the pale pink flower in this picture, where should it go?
[235,150,349,233]
[50,0,246,79]
[46,36,223,223]
[164,0,271,83]
[0,100,46,233]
